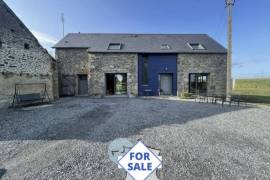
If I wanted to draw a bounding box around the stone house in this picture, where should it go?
[0,0,58,107]
[54,33,227,97]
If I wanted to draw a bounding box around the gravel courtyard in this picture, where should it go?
[0,97,270,179]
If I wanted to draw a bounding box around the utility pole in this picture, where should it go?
[225,0,235,98]
[61,13,65,38]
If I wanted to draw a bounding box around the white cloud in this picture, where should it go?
[31,30,58,45]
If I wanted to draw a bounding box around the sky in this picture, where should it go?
[4,0,270,79]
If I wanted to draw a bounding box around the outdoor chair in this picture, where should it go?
[212,94,226,105]
[229,95,247,107]
[195,93,208,103]
[213,94,246,107]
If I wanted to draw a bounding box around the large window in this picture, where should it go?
[142,55,148,85]
[189,73,209,94]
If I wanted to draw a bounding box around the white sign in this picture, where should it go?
[118,141,162,180]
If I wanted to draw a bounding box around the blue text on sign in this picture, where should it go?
[127,152,152,171]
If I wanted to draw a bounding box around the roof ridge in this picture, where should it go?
[67,33,209,36]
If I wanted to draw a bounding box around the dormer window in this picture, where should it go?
[108,43,122,50]
[188,43,206,50]
[160,44,171,50]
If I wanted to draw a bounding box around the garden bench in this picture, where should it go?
[18,93,44,103]
[12,83,51,108]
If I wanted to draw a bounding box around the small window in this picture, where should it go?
[0,41,2,48]
[188,43,206,50]
[160,44,171,50]
[24,43,30,49]
[10,29,15,33]
[108,43,122,50]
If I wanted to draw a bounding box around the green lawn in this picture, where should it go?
[232,78,270,105]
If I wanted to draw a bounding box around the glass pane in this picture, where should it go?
[115,74,127,95]
[190,74,195,82]
[189,73,208,94]
[142,56,148,84]
[203,76,207,82]
[108,43,121,50]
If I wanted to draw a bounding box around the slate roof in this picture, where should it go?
[53,33,227,54]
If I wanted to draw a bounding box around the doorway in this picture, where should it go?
[106,73,127,95]
[78,75,88,95]
[159,74,173,95]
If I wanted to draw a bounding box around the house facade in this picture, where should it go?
[0,0,58,107]
[54,33,227,97]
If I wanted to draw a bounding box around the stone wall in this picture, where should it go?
[55,48,89,96]
[89,53,138,96]
[0,74,54,107]
[56,48,226,97]
[0,0,57,107]
[177,54,227,96]
[55,49,138,97]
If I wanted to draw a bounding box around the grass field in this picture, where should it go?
[233,78,270,105]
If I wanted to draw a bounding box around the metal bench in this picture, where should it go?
[18,93,44,102]
[12,83,51,108]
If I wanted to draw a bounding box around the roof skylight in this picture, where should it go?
[188,43,206,50]
[108,43,122,50]
[160,44,171,50]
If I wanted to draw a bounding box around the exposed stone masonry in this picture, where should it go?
[0,0,58,107]
[177,54,227,95]
[88,53,138,96]
[56,47,227,97]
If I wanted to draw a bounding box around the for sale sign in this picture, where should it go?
[117,140,162,180]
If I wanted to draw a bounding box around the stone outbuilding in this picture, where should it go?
[0,0,58,107]
[54,33,227,97]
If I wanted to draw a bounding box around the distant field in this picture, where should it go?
[233,78,270,105]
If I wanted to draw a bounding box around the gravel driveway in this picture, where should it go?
[0,97,270,179]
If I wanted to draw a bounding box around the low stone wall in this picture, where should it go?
[0,73,53,108]
[177,54,227,96]
[88,53,138,96]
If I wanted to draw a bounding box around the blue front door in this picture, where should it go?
[138,54,177,96]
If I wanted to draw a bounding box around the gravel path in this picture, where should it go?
[0,97,270,179]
